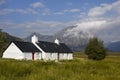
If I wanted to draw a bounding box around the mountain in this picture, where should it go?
[24,26,92,51]
[106,41,120,52]
[55,26,93,51]
[0,31,22,57]
[24,32,55,42]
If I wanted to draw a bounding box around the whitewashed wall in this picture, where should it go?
[24,52,41,60]
[59,53,68,60]
[34,52,41,60]
[44,53,58,60]
[2,43,24,60]
[24,53,32,60]
[51,53,58,60]
[45,53,51,60]
[68,53,73,60]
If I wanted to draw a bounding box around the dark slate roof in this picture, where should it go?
[13,41,40,52]
[36,41,73,53]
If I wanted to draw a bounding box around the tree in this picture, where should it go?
[85,37,107,60]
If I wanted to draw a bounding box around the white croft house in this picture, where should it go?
[2,35,73,60]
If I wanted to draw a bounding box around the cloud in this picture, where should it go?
[0,1,49,15]
[0,20,75,37]
[67,2,73,6]
[88,4,111,17]
[0,8,38,15]
[54,9,80,15]
[76,20,106,31]
[54,12,64,15]
[88,0,120,17]
[62,0,120,42]
[64,9,80,13]
[31,2,45,8]
[16,8,38,14]
[41,8,51,16]
[0,9,14,15]
[65,0,120,42]
[62,16,120,42]
[0,0,5,5]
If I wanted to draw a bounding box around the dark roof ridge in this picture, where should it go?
[38,41,64,45]
[37,41,73,53]
[12,41,40,52]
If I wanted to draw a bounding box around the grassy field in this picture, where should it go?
[0,52,120,80]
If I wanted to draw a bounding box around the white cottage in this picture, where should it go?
[2,35,73,60]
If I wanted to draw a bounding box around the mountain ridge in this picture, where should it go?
[24,26,92,51]
[106,41,120,52]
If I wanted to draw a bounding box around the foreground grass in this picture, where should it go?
[0,53,120,80]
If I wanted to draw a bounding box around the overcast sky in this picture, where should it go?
[0,0,120,42]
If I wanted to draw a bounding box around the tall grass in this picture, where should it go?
[0,53,120,80]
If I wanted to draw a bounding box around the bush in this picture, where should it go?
[85,37,107,60]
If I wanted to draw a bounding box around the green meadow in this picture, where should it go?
[0,52,120,80]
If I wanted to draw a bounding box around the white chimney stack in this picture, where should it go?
[54,38,60,45]
[32,35,38,43]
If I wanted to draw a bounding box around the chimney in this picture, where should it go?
[54,38,60,45]
[32,34,38,43]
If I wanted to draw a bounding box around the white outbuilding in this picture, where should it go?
[2,35,73,60]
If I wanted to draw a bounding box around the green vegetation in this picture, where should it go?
[0,52,120,80]
[85,37,107,60]
[0,32,8,57]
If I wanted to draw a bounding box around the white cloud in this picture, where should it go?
[0,20,75,36]
[67,2,73,6]
[16,8,38,14]
[88,0,120,17]
[61,16,120,42]
[41,8,51,16]
[88,4,112,17]
[64,9,80,13]
[54,12,64,15]
[0,0,5,5]
[0,1,49,15]
[61,0,120,42]
[0,9,14,15]
[54,8,80,15]
[31,2,44,8]
[0,8,38,15]
[76,20,106,31]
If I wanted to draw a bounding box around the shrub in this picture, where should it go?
[85,37,107,60]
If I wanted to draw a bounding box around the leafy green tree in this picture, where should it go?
[85,37,107,60]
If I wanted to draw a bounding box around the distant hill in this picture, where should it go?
[106,41,120,52]
[0,31,22,57]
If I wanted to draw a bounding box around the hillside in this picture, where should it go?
[0,31,22,57]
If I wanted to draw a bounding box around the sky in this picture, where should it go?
[0,0,120,42]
